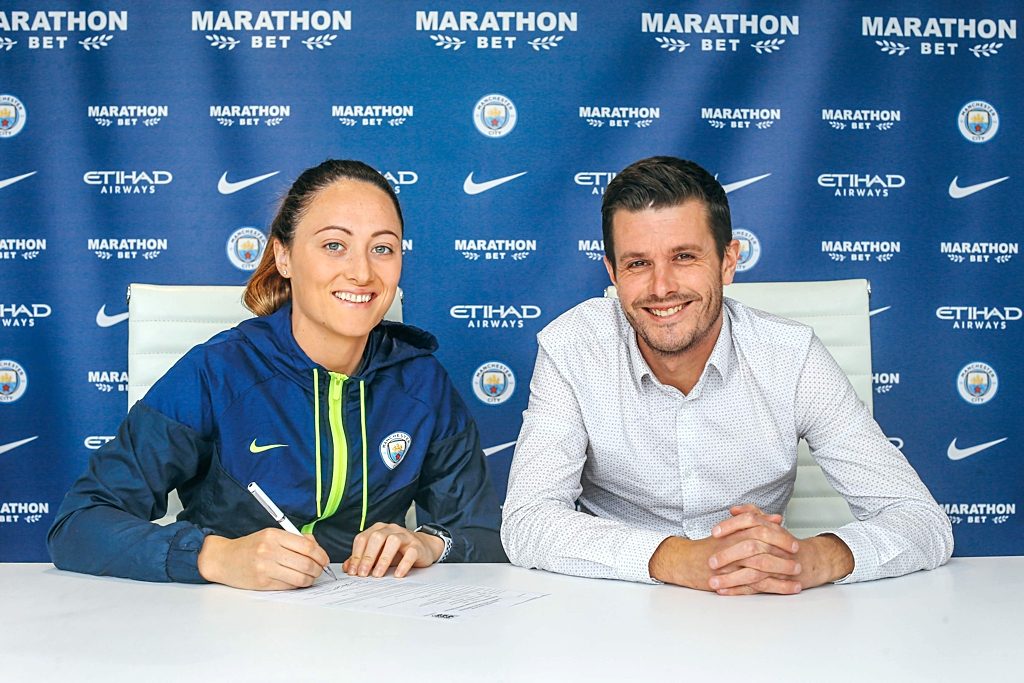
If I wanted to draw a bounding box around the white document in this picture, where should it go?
[260,575,547,620]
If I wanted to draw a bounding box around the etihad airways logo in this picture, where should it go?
[89,238,167,261]
[574,172,616,196]
[863,16,1016,58]
[642,12,799,54]
[818,173,904,198]
[450,304,542,329]
[580,106,660,129]
[702,107,781,130]
[218,171,279,195]
[334,105,414,128]
[192,10,351,50]
[940,241,1017,265]
[0,10,127,51]
[936,306,1021,331]
[455,238,537,262]
[381,171,418,195]
[0,237,46,261]
[821,240,901,263]
[0,303,51,328]
[416,10,577,52]
[210,104,290,127]
[89,105,167,127]
[823,108,901,132]
[83,170,172,195]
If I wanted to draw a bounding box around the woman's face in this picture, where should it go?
[274,179,402,364]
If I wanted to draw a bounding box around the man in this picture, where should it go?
[501,156,952,595]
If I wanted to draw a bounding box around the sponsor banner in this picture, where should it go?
[873,371,900,395]
[88,370,128,394]
[88,104,167,128]
[455,238,536,262]
[380,170,418,194]
[818,173,905,198]
[0,303,51,328]
[83,170,173,195]
[577,239,605,262]
[702,107,781,130]
[191,9,351,50]
[210,105,290,127]
[821,240,900,263]
[88,237,167,261]
[936,306,1021,331]
[643,12,799,54]
[863,15,1017,58]
[334,104,414,128]
[580,106,660,129]
[574,172,616,197]
[0,238,46,261]
[450,304,542,330]
[940,241,1017,264]
[822,108,901,132]
[415,10,577,51]
[943,502,1016,526]
[0,10,128,51]
[0,501,50,524]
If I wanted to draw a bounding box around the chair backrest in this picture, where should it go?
[126,283,404,525]
[604,279,870,538]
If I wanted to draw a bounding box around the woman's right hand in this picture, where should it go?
[197,529,331,590]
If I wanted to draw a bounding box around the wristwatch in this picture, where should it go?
[415,523,453,563]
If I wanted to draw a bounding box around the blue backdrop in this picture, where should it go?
[1,1,1020,561]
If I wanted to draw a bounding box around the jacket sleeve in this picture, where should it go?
[414,371,507,563]
[48,348,219,583]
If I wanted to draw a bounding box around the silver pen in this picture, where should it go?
[247,481,338,581]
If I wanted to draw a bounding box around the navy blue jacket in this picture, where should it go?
[48,304,506,582]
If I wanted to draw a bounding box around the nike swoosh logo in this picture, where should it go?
[218,170,280,195]
[721,173,771,194]
[96,305,129,327]
[250,439,288,454]
[0,171,37,190]
[0,436,39,456]
[947,437,1007,461]
[948,175,1009,199]
[483,441,516,457]
[869,306,891,317]
[463,171,528,195]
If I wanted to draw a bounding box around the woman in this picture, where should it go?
[48,160,505,590]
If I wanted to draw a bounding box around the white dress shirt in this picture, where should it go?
[501,297,953,584]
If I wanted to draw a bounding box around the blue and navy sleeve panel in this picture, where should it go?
[47,402,215,584]
[415,371,507,563]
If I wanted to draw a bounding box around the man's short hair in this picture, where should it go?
[601,156,732,268]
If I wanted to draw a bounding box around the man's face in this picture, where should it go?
[604,199,739,357]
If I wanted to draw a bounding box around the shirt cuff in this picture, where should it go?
[828,525,876,584]
[616,528,673,584]
[165,524,215,584]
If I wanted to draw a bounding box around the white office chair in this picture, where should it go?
[126,283,404,525]
[605,279,870,538]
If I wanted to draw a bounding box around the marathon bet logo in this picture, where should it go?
[940,241,1017,264]
[0,303,51,328]
[89,370,128,394]
[873,371,900,394]
[863,16,1017,58]
[83,170,172,195]
[88,237,167,261]
[0,501,50,524]
[416,10,577,51]
[192,9,351,50]
[88,104,167,128]
[574,172,616,197]
[379,170,418,195]
[450,304,542,330]
[210,104,291,127]
[578,239,605,262]
[936,305,1021,331]
[0,10,127,51]
[334,104,414,128]
[942,502,1015,526]
[579,106,660,129]
[817,173,905,198]
[702,107,781,130]
[822,108,901,132]
[643,13,798,54]
[455,238,537,262]
[0,237,46,260]
[821,240,901,262]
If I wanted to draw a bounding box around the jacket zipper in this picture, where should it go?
[302,371,348,533]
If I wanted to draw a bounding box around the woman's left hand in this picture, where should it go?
[342,522,445,578]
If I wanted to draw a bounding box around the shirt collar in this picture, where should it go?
[618,299,736,392]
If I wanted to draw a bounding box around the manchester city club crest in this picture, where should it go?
[379,431,412,470]
[0,94,27,138]
[733,228,761,272]
[226,226,267,271]
[473,94,517,138]
[472,361,516,405]
[958,101,998,143]
[957,361,998,405]
[0,359,28,403]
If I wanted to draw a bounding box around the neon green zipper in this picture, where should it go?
[302,371,349,533]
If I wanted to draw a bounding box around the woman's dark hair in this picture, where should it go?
[244,159,403,316]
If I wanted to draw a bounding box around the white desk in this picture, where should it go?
[2,558,1019,682]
